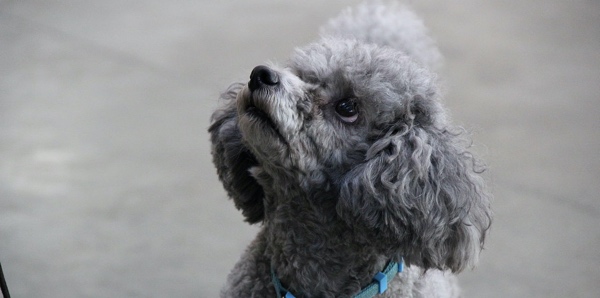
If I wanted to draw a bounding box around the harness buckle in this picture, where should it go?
[373,272,388,294]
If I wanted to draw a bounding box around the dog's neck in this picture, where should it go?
[249,163,400,295]
[261,183,391,296]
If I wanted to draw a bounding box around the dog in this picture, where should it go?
[209,2,491,297]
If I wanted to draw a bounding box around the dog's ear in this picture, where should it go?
[209,83,265,224]
[337,99,491,272]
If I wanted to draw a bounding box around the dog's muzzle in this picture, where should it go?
[243,65,278,125]
[239,65,289,144]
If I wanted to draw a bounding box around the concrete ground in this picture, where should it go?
[1,0,598,297]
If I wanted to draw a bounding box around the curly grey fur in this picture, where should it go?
[209,2,491,297]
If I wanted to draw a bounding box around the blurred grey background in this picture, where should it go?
[1,0,599,297]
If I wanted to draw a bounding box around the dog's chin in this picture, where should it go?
[244,105,279,132]
[238,95,289,148]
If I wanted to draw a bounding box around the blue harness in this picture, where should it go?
[271,259,404,298]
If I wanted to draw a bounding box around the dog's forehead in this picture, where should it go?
[289,39,407,81]
[287,39,435,101]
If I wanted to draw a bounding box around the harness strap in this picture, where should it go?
[271,259,403,298]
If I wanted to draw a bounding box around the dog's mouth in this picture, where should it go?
[241,93,288,144]
[245,102,279,131]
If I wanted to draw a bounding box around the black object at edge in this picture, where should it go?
[0,262,10,298]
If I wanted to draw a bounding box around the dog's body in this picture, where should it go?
[210,2,491,297]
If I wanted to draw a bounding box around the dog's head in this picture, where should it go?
[210,38,491,272]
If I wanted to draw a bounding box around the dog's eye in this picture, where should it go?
[335,98,359,123]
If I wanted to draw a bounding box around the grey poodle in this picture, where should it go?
[209,2,491,297]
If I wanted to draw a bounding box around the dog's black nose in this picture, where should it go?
[249,65,279,91]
